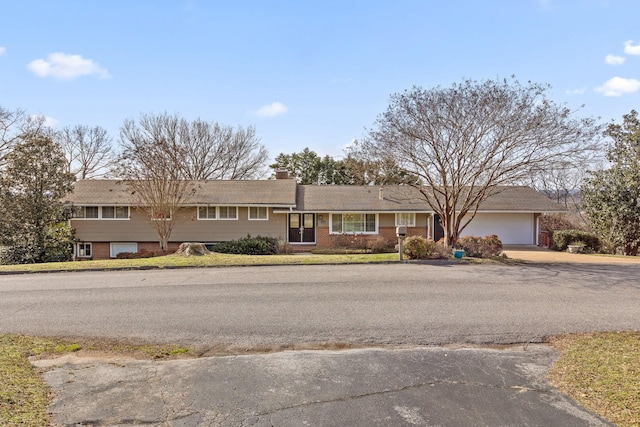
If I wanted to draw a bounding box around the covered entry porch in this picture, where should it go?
[287,212,316,244]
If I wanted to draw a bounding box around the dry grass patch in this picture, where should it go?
[549,331,640,427]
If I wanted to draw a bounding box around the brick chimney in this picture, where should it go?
[275,168,290,179]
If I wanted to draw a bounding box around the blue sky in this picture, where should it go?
[1,0,639,160]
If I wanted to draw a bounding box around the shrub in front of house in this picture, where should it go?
[211,235,280,255]
[330,234,369,250]
[456,235,503,258]
[402,236,447,259]
[550,230,601,252]
[366,235,396,253]
[115,249,163,259]
[540,213,587,233]
[324,234,395,254]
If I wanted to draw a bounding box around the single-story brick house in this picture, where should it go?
[64,177,565,259]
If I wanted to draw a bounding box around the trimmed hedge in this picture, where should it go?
[211,235,280,255]
[550,229,601,252]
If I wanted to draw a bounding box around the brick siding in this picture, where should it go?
[78,241,180,260]
[314,226,428,249]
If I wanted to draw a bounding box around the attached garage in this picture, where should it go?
[460,213,536,245]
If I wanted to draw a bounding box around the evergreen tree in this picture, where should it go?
[582,110,640,255]
[270,148,417,185]
[0,134,75,263]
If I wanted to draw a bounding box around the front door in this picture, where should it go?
[289,213,315,243]
[433,214,445,242]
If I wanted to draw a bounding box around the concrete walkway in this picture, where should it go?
[503,245,640,264]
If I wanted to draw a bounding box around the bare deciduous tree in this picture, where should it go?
[58,124,114,179]
[0,106,26,161]
[116,112,268,250]
[117,121,194,251]
[181,121,267,180]
[0,107,52,166]
[362,77,602,248]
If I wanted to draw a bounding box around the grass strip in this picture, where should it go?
[0,334,192,426]
[0,252,400,273]
[549,331,640,427]
[0,335,67,426]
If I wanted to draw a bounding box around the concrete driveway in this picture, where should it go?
[503,244,640,264]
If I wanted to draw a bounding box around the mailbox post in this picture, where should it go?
[396,226,407,261]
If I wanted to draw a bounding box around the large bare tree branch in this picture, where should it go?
[362,77,603,248]
[58,125,115,179]
[115,113,268,250]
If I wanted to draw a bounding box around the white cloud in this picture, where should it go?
[31,115,59,128]
[0,46,5,56]
[255,102,287,118]
[565,88,587,95]
[595,76,640,96]
[27,52,110,80]
[605,54,625,65]
[624,40,640,55]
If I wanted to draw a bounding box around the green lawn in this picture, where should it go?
[0,252,400,273]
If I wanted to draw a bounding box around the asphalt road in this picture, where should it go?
[1,262,639,348]
[3,262,633,426]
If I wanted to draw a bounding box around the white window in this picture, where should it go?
[395,213,416,227]
[330,213,377,234]
[197,206,238,220]
[72,206,99,219]
[72,206,129,220]
[198,206,216,219]
[110,242,138,258]
[102,206,129,219]
[249,206,269,220]
[218,206,238,220]
[77,242,92,258]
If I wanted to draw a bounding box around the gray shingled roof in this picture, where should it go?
[65,179,298,207]
[294,185,430,212]
[293,185,566,213]
[65,180,565,213]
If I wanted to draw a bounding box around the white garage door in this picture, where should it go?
[461,213,534,245]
